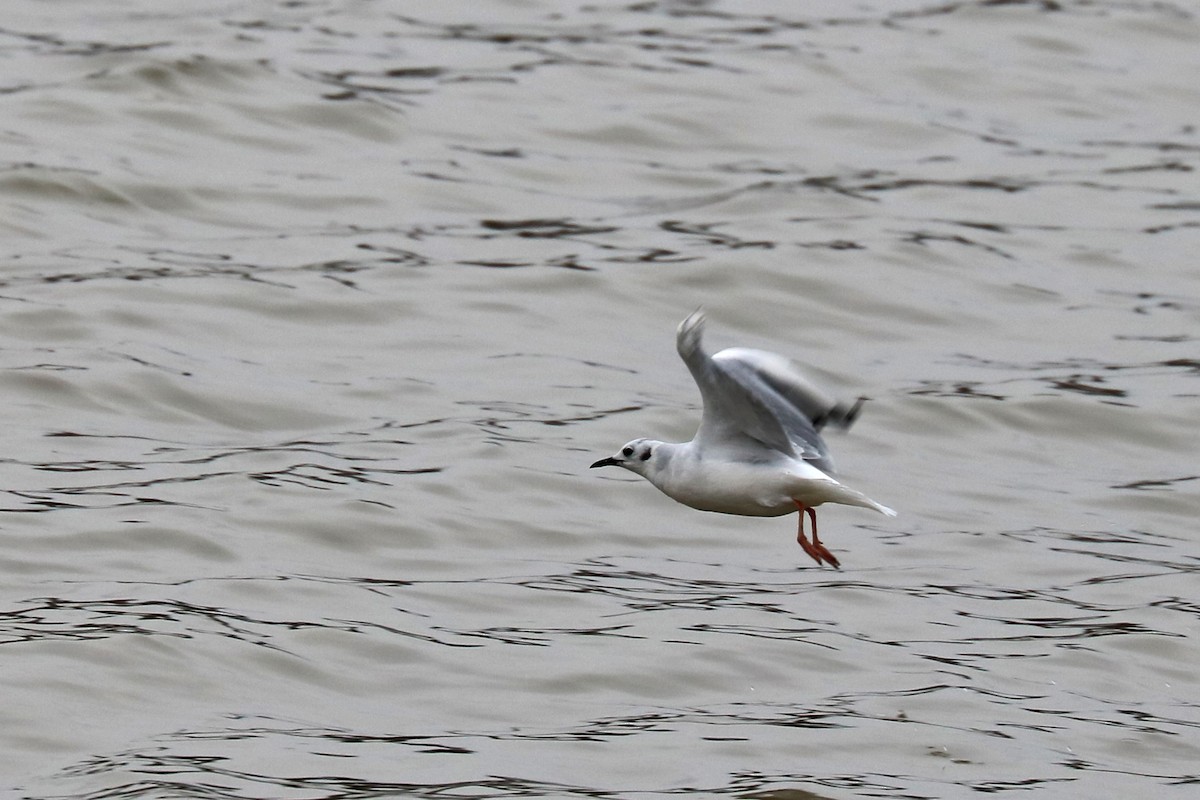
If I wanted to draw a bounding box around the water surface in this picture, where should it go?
[2,2,1198,798]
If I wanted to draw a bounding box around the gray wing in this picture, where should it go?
[676,311,861,474]
[714,347,864,433]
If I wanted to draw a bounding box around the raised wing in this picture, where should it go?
[714,347,864,432]
[676,311,850,473]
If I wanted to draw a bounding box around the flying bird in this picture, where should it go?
[590,310,894,568]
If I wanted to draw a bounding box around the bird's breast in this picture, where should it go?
[653,459,798,517]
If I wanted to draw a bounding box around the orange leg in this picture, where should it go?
[794,501,840,569]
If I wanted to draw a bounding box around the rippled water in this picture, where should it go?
[2,2,1199,797]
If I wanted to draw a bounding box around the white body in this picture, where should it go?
[625,440,893,518]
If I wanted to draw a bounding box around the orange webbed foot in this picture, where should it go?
[794,502,841,569]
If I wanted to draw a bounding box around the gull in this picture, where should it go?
[590,310,894,568]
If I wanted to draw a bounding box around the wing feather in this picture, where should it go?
[675,311,850,473]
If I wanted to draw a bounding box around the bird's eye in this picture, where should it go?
[622,446,634,457]
[640,448,652,461]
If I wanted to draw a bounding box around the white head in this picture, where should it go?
[589,438,666,478]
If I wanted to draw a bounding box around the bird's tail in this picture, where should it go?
[828,483,897,517]
[872,501,898,517]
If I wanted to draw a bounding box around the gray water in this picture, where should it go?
[2,2,1199,797]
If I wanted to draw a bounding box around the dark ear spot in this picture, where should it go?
[640,447,652,461]
[622,446,634,457]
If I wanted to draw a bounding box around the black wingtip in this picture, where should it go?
[826,396,868,430]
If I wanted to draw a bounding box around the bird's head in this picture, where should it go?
[589,438,663,477]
